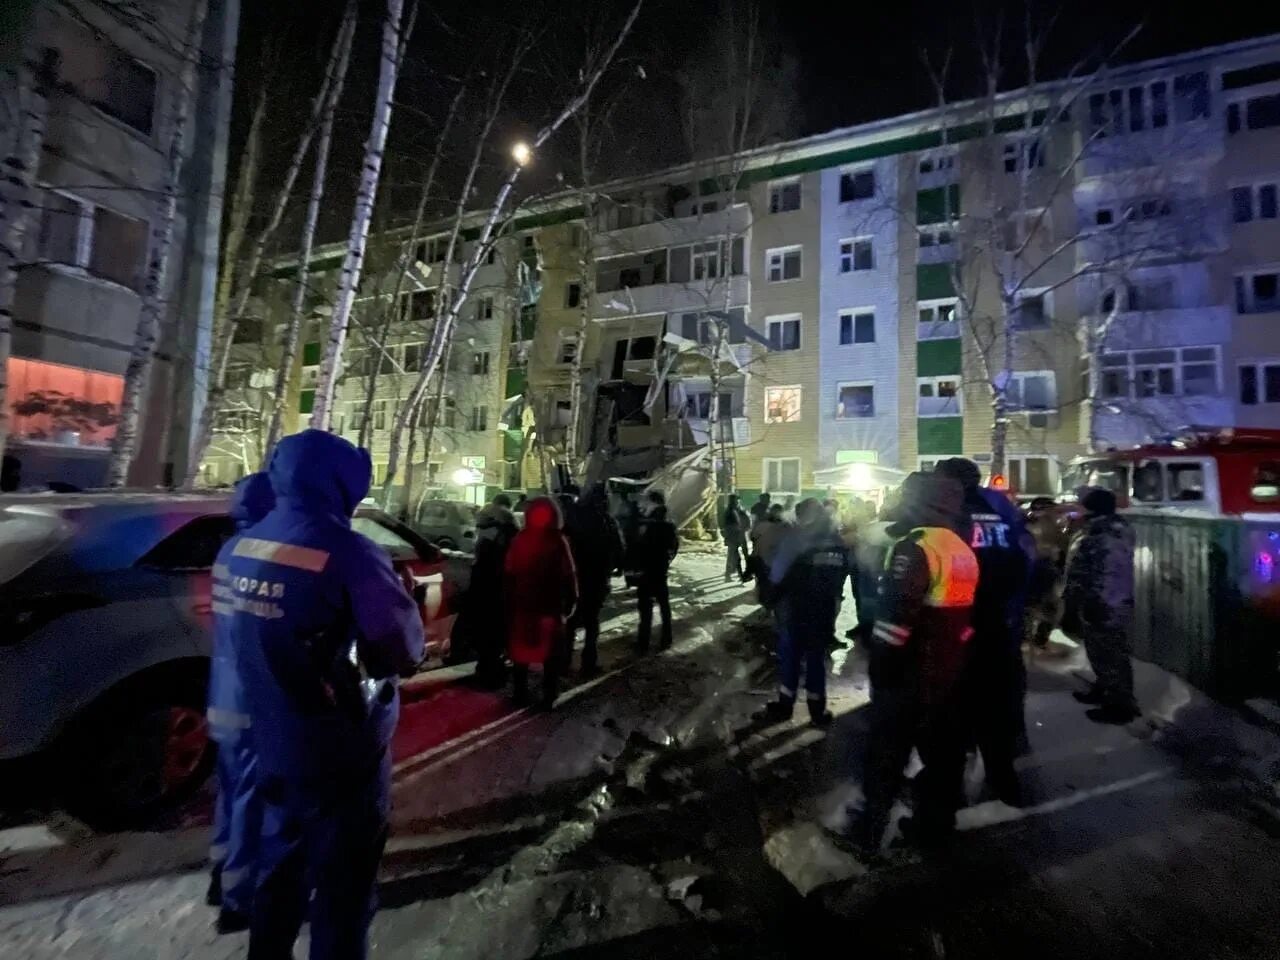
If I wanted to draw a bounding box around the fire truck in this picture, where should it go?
[1061,427,1280,516]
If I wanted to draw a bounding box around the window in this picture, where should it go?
[1003,138,1045,173]
[1125,278,1176,312]
[408,289,437,321]
[569,226,584,248]
[1007,457,1054,496]
[766,246,802,282]
[1133,349,1178,397]
[768,179,801,214]
[918,298,959,327]
[32,188,147,290]
[470,405,489,432]
[917,222,956,248]
[420,397,457,429]
[764,386,802,424]
[557,330,579,364]
[1240,361,1280,405]
[1228,92,1280,134]
[1231,181,1280,223]
[1235,270,1280,313]
[918,152,955,175]
[1014,289,1051,329]
[403,343,424,372]
[1095,207,1115,226]
[763,458,801,495]
[1173,72,1210,123]
[1007,371,1056,411]
[685,391,733,419]
[1102,347,1218,399]
[679,309,746,347]
[1252,462,1280,501]
[564,282,581,309]
[417,236,453,263]
[471,351,490,375]
[766,314,801,352]
[917,377,961,417]
[838,310,874,346]
[596,249,667,291]
[692,241,721,280]
[838,238,873,273]
[48,15,159,136]
[838,169,875,202]
[485,245,497,265]
[477,295,494,321]
[553,399,573,427]
[140,516,236,570]
[1091,77,1196,137]
[836,383,875,419]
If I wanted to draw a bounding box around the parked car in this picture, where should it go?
[0,492,467,828]
[412,498,478,551]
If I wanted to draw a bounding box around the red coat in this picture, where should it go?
[504,497,578,665]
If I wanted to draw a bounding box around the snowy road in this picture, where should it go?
[3,550,1280,959]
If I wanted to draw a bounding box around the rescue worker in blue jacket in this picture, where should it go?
[213,430,424,960]
[936,458,1035,804]
[859,473,978,855]
[762,498,849,728]
[206,471,274,933]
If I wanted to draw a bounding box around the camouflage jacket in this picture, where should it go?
[1063,514,1135,631]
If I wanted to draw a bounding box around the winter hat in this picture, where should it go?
[1079,487,1117,516]
[935,457,982,491]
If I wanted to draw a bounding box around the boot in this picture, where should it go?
[1072,686,1104,704]
[205,868,222,907]
[759,699,795,723]
[215,907,249,935]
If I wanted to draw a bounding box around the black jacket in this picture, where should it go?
[634,511,679,579]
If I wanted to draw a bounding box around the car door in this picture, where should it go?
[135,514,239,649]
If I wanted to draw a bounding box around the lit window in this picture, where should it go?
[764,386,802,424]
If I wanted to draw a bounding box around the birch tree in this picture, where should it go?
[918,16,1174,476]
[106,0,209,486]
[377,0,645,505]
[310,0,418,429]
[0,22,52,460]
[261,4,366,457]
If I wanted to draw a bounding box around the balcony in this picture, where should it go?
[1077,118,1222,181]
[593,275,750,323]
[594,203,751,256]
[1093,305,1231,350]
[664,416,751,449]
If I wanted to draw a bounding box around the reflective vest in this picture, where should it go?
[913,526,979,609]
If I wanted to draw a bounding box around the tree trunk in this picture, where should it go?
[261,5,356,460]
[379,0,643,497]
[214,86,266,332]
[0,46,50,461]
[311,0,412,429]
[189,3,357,479]
[107,0,208,487]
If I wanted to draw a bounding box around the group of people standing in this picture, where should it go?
[456,484,680,708]
[725,461,1140,857]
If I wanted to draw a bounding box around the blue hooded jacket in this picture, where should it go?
[208,472,275,742]
[212,430,424,782]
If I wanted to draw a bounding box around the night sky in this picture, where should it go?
[231,0,1280,241]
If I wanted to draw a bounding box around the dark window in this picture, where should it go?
[1236,275,1248,313]
[1108,89,1125,134]
[629,336,657,360]
[853,239,874,270]
[838,312,873,345]
[1227,102,1241,135]
[140,516,236,570]
[1255,273,1280,309]
[1262,185,1278,219]
[1233,186,1254,223]
[409,289,436,321]
[1242,365,1259,405]
[1247,93,1280,131]
[1268,365,1280,403]
[837,385,875,418]
[565,282,581,309]
[90,206,147,289]
[1151,81,1169,127]
[680,313,699,341]
[403,343,423,372]
[839,170,875,202]
[768,318,801,351]
[1095,207,1114,226]
[95,56,157,136]
[1173,72,1210,122]
[769,181,801,213]
[1089,93,1107,134]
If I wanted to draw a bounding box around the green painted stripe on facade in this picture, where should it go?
[298,389,316,414]
[302,341,321,366]
[917,417,963,455]
[503,428,523,461]
[917,338,962,376]
[916,184,961,225]
[505,367,527,398]
[915,263,956,301]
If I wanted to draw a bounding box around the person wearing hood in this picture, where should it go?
[564,485,624,677]
[1062,487,1139,724]
[504,496,578,707]
[722,494,750,582]
[206,471,274,933]
[462,493,519,687]
[214,430,424,960]
[935,457,1034,805]
[859,473,978,855]
[761,498,848,727]
[634,493,679,652]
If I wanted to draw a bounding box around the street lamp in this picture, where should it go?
[512,141,532,166]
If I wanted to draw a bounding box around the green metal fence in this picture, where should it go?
[1129,514,1280,701]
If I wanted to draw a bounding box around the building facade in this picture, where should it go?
[3,0,239,488]
[203,33,1280,510]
